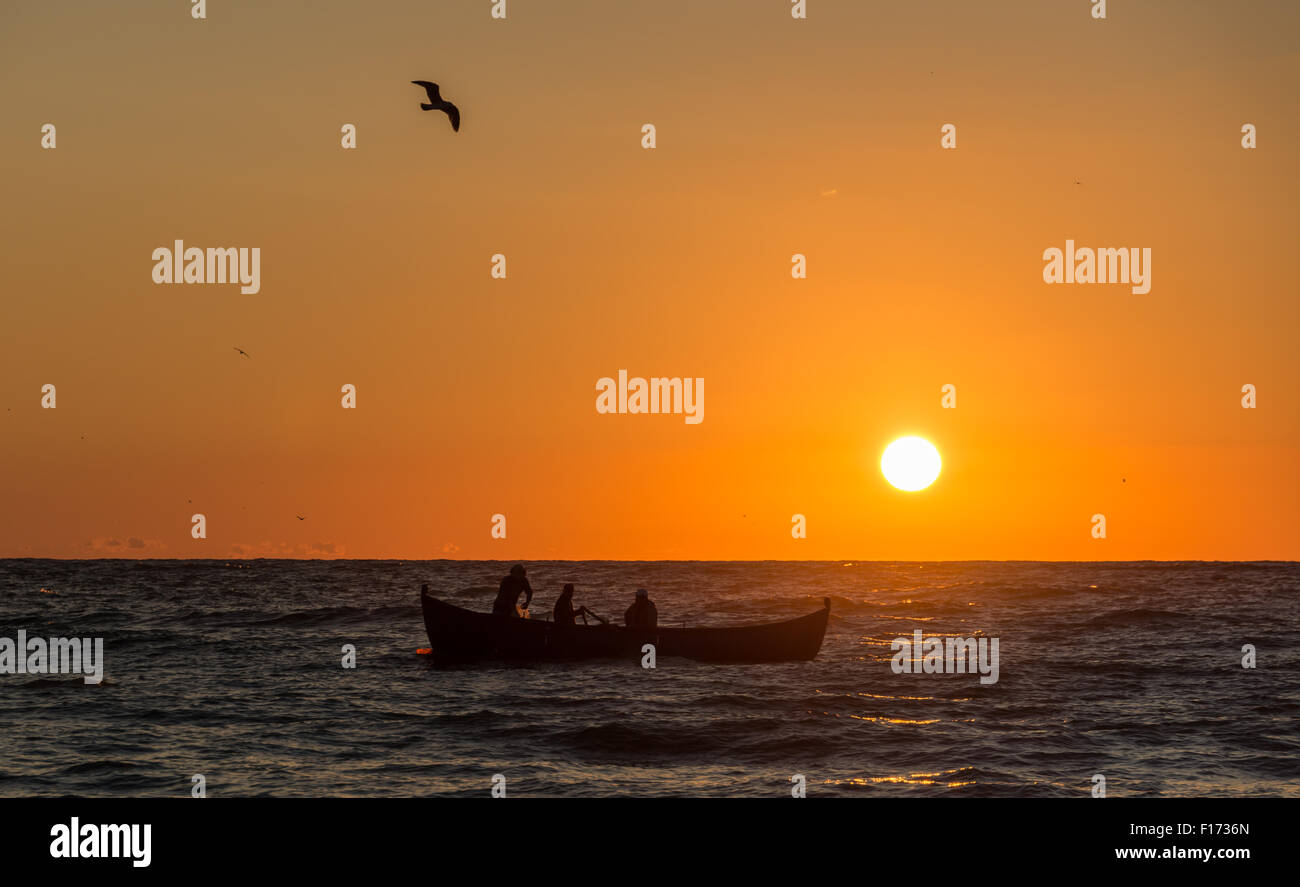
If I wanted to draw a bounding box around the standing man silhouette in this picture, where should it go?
[493,564,533,617]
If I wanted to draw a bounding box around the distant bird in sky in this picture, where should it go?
[411,81,460,131]
[296,515,306,521]
[234,347,250,358]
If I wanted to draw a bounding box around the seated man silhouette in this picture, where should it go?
[553,583,606,626]
[623,588,658,631]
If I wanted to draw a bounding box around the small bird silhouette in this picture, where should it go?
[296,515,306,521]
[234,347,250,358]
[411,81,460,131]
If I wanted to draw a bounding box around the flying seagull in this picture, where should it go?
[234,347,250,358]
[296,515,306,521]
[411,81,460,131]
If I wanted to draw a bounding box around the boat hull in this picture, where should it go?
[420,592,829,664]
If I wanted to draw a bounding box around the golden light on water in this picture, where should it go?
[881,436,942,492]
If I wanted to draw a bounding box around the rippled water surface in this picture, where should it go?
[1,560,1297,797]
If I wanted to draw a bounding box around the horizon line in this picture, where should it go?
[3,556,1296,565]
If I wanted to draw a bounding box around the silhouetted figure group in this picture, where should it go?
[492,564,655,630]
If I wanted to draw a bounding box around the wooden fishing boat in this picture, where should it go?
[420,589,830,664]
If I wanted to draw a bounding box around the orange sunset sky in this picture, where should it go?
[2,1,1297,560]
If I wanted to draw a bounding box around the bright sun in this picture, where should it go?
[881,436,942,492]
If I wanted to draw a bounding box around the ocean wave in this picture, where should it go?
[1084,608,1195,628]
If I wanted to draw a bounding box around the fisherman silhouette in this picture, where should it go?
[553,583,606,626]
[624,589,658,631]
[493,564,532,617]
